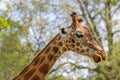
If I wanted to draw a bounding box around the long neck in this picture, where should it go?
[14,34,67,80]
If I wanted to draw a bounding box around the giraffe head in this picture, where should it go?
[59,12,106,63]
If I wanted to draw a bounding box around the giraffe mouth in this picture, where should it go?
[93,52,106,63]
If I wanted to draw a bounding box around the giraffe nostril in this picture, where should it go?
[93,53,102,63]
[102,53,106,61]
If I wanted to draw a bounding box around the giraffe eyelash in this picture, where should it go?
[75,31,83,39]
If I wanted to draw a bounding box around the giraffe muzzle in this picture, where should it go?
[93,51,106,63]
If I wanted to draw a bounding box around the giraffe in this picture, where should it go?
[13,12,106,80]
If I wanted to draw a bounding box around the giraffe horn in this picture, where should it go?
[70,12,77,16]
[71,12,83,29]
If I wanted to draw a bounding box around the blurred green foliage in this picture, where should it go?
[106,0,117,5]
[46,75,67,80]
[0,17,10,31]
[0,27,32,80]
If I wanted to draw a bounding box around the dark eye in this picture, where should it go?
[76,32,83,38]
[61,28,67,34]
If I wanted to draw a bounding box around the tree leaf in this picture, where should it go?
[0,17,10,31]
[111,0,117,5]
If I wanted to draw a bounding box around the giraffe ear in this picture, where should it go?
[60,28,67,34]
[59,28,68,37]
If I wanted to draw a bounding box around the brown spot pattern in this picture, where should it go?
[76,48,79,51]
[62,47,67,51]
[58,51,61,54]
[31,75,40,80]
[54,56,58,61]
[66,44,69,47]
[76,42,80,46]
[57,42,63,46]
[45,46,51,54]
[71,44,75,47]
[52,47,58,53]
[80,45,82,48]
[33,57,40,66]
[68,47,70,50]
[48,54,54,61]
[19,66,29,76]
[86,48,90,52]
[24,68,36,80]
[39,63,49,74]
[71,39,75,43]
[39,56,45,64]
[66,40,69,43]
[81,49,85,52]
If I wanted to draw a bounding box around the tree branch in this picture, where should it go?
[111,4,120,17]
[93,8,105,19]
[49,62,94,74]
[77,0,89,24]
[113,30,120,35]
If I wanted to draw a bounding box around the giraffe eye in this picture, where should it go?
[75,32,83,38]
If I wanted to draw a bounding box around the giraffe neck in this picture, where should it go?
[13,34,67,80]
